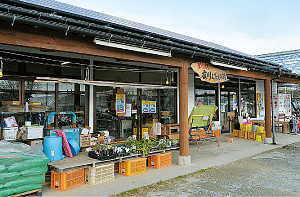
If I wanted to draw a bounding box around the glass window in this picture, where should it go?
[195,89,216,106]
[241,86,256,118]
[160,89,177,124]
[0,80,19,102]
[25,80,55,111]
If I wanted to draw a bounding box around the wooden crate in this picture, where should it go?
[85,163,114,185]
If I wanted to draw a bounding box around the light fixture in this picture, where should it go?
[221,85,225,89]
[166,72,169,85]
[211,60,248,71]
[0,57,3,77]
[61,61,72,66]
[94,38,171,57]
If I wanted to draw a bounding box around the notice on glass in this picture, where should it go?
[142,100,149,113]
[116,94,126,114]
[124,103,132,117]
[149,101,156,113]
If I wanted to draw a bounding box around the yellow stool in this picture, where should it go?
[255,135,262,142]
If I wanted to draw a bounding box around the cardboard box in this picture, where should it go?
[2,101,20,105]
[26,139,43,147]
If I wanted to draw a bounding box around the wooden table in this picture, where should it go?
[48,147,179,173]
[161,124,180,135]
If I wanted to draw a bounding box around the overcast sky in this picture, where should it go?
[57,0,300,55]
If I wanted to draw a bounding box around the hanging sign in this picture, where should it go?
[116,94,126,114]
[191,62,228,83]
[124,103,132,117]
[149,101,156,113]
[142,100,149,113]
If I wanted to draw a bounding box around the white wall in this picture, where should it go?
[188,70,195,116]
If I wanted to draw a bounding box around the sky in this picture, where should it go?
[56,0,300,55]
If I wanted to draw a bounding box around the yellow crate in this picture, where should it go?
[238,130,245,138]
[244,131,248,139]
[240,124,246,132]
[119,158,147,176]
[233,130,239,138]
[246,124,252,132]
[247,131,255,140]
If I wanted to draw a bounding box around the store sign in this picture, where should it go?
[191,62,228,83]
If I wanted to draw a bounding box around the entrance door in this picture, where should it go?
[220,91,238,132]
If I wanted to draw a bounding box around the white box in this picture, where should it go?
[2,127,18,140]
[23,126,44,139]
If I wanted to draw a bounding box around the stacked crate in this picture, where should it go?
[148,152,172,169]
[119,158,147,176]
[85,163,114,185]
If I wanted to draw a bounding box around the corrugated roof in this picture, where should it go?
[17,0,257,59]
[257,50,300,74]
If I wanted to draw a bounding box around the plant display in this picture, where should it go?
[88,144,130,160]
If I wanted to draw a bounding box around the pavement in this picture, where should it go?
[42,132,300,196]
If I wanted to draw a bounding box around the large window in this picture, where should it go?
[0,80,19,102]
[195,89,216,106]
[58,83,85,112]
[25,80,55,111]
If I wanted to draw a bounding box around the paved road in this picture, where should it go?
[121,142,300,196]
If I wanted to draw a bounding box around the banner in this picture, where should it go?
[116,94,126,114]
[142,100,149,113]
[191,62,228,83]
[149,101,156,113]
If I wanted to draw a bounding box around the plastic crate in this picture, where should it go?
[238,130,246,139]
[148,152,172,169]
[233,130,239,138]
[50,169,85,191]
[85,163,114,185]
[80,134,91,147]
[119,158,147,176]
[247,131,255,140]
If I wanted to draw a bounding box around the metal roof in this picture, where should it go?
[16,0,257,60]
[257,49,300,74]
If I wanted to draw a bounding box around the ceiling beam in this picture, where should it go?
[0,23,185,68]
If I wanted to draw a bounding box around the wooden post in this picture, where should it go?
[179,62,189,157]
[264,78,272,138]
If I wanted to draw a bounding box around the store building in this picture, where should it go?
[257,49,300,115]
[0,0,300,166]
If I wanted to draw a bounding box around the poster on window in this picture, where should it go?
[142,100,149,113]
[116,94,126,114]
[124,104,132,117]
[149,101,156,113]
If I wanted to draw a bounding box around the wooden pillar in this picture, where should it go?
[85,85,90,127]
[264,78,272,138]
[179,62,189,157]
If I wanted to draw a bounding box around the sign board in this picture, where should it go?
[191,62,228,83]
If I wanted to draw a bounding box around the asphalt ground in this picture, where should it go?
[117,142,300,196]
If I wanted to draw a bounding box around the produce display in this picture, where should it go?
[0,142,49,197]
[88,138,180,159]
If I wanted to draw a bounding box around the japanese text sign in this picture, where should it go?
[191,62,228,83]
